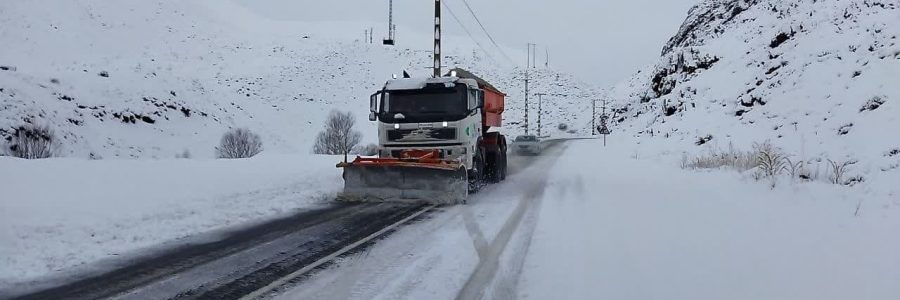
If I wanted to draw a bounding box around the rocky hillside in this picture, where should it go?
[610,0,899,181]
[0,0,599,159]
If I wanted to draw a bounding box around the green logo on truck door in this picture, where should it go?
[466,127,471,136]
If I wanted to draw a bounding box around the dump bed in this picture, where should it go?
[448,68,505,128]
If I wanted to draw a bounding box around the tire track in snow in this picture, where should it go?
[456,141,569,300]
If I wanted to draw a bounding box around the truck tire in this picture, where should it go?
[468,151,485,193]
[485,151,503,184]
[499,151,508,181]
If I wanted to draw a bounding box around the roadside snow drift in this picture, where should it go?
[0,154,341,290]
[519,139,900,300]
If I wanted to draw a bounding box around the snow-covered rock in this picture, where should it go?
[610,0,900,186]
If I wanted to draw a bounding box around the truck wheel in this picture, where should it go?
[486,151,503,183]
[468,152,484,193]
[500,152,508,181]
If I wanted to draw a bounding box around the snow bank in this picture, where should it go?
[519,138,900,300]
[0,154,342,288]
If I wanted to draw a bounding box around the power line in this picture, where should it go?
[456,0,515,65]
[440,0,500,66]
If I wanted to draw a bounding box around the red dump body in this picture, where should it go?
[449,68,505,129]
[482,86,505,128]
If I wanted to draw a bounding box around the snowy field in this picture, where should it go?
[0,154,343,289]
[521,138,900,300]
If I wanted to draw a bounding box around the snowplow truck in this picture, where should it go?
[338,68,508,205]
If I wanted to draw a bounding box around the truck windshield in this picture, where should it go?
[380,86,468,123]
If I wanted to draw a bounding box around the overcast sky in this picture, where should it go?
[233,0,699,87]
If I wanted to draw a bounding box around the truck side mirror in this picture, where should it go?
[369,92,381,121]
[369,92,379,113]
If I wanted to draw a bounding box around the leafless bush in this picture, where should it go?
[784,157,806,181]
[7,124,60,159]
[754,141,787,177]
[216,128,263,159]
[313,110,362,162]
[827,159,854,185]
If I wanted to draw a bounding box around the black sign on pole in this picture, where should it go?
[598,109,610,146]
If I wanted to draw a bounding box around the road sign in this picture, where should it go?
[598,126,610,135]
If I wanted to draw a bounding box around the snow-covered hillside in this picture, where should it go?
[0,0,599,159]
[609,0,899,185]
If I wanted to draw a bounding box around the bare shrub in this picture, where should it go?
[827,159,854,185]
[8,124,60,159]
[784,157,805,181]
[557,123,569,131]
[754,141,786,176]
[313,110,362,162]
[753,141,787,187]
[216,128,263,159]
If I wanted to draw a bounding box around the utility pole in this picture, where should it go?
[536,93,546,137]
[592,99,597,135]
[383,0,396,45]
[527,43,537,68]
[523,42,534,134]
[433,0,442,77]
[545,47,550,68]
[524,71,529,135]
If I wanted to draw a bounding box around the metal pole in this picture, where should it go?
[433,0,442,77]
[388,0,394,40]
[592,99,596,135]
[524,71,529,135]
[536,93,546,137]
[545,47,549,68]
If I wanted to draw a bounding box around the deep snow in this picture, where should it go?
[518,138,900,300]
[0,154,342,290]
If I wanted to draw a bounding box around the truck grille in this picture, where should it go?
[387,128,457,142]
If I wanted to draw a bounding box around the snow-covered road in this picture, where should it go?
[277,138,900,300]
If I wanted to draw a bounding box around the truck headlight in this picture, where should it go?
[394,124,400,129]
[442,121,448,127]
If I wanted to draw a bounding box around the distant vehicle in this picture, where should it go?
[514,135,542,155]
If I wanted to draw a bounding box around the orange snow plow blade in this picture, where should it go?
[337,150,468,204]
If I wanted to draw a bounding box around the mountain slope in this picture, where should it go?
[609,0,899,184]
[0,0,599,159]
